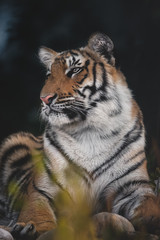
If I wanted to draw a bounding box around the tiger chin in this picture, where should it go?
[0,33,160,240]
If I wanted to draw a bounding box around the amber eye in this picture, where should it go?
[67,67,82,78]
[72,67,81,73]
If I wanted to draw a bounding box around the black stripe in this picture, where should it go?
[28,135,43,144]
[116,180,151,195]
[116,189,137,206]
[42,160,57,183]
[97,143,143,177]
[90,102,97,107]
[93,62,97,86]
[114,180,151,206]
[45,131,91,185]
[120,189,155,217]
[0,144,29,165]
[119,192,145,217]
[41,155,70,192]
[98,62,107,93]
[82,84,97,99]
[6,167,32,189]
[69,50,79,56]
[32,182,57,218]
[92,132,143,179]
[19,132,43,144]
[98,180,150,213]
[74,59,81,65]
[84,51,97,61]
[20,171,32,192]
[62,108,78,120]
[124,196,138,216]
[72,55,76,64]
[0,144,29,182]
[42,159,73,201]
[7,168,32,210]
[96,63,121,113]
[125,150,144,163]
[93,143,144,181]
[91,119,143,179]
[110,158,146,186]
[88,62,108,105]
[82,62,97,99]
[103,51,113,65]
[119,200,131,216]
[10,153,31,168]
[76,89,86,98]
[76,74,88,85]
[32,181,53,203]
[100,128,121,140]
[85,59,90,67]
[69,59,72,67]
[71,102,88,120]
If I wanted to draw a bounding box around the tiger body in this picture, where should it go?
[0,33,160,238]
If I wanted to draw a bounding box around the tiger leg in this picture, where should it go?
[130,195,160,235]
[11,181,57,239]
[93,212,135,238]
[112,190,160,235]
[109,175,160,235]
[93,212,160,240]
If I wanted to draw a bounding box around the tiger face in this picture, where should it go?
[39,33,122,127]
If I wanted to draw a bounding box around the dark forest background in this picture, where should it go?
[0,0,160,171]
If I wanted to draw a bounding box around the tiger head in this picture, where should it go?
[39,33,129,127]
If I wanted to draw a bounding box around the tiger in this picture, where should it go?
[0,32,160,240]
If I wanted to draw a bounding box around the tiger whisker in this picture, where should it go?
[70,106,86,116]
[72,103,84,108]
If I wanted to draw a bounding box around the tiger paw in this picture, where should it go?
[93,212,135,238]
[11,222,38,240]
[0,228,14,240]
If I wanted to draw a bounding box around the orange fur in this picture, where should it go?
[131,195,160,234]
[17,182,56,234]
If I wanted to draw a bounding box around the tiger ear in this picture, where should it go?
[88,33,115,65]
[38,47,57,69]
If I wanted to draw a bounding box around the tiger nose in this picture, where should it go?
[40,94,57,105]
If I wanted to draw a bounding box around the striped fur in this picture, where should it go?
[0,133,43,214]
[0,33,160,238]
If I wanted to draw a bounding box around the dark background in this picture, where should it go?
[0,0,160,169]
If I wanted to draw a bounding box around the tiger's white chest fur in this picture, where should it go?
[41,82,150,216]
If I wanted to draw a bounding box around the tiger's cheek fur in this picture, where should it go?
[41,54,87,96]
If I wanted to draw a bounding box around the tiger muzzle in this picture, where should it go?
[40,93,58,105]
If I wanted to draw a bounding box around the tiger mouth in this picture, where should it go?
[42,97,76,116]
[51,98,75,111]
[41,96,86,121]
